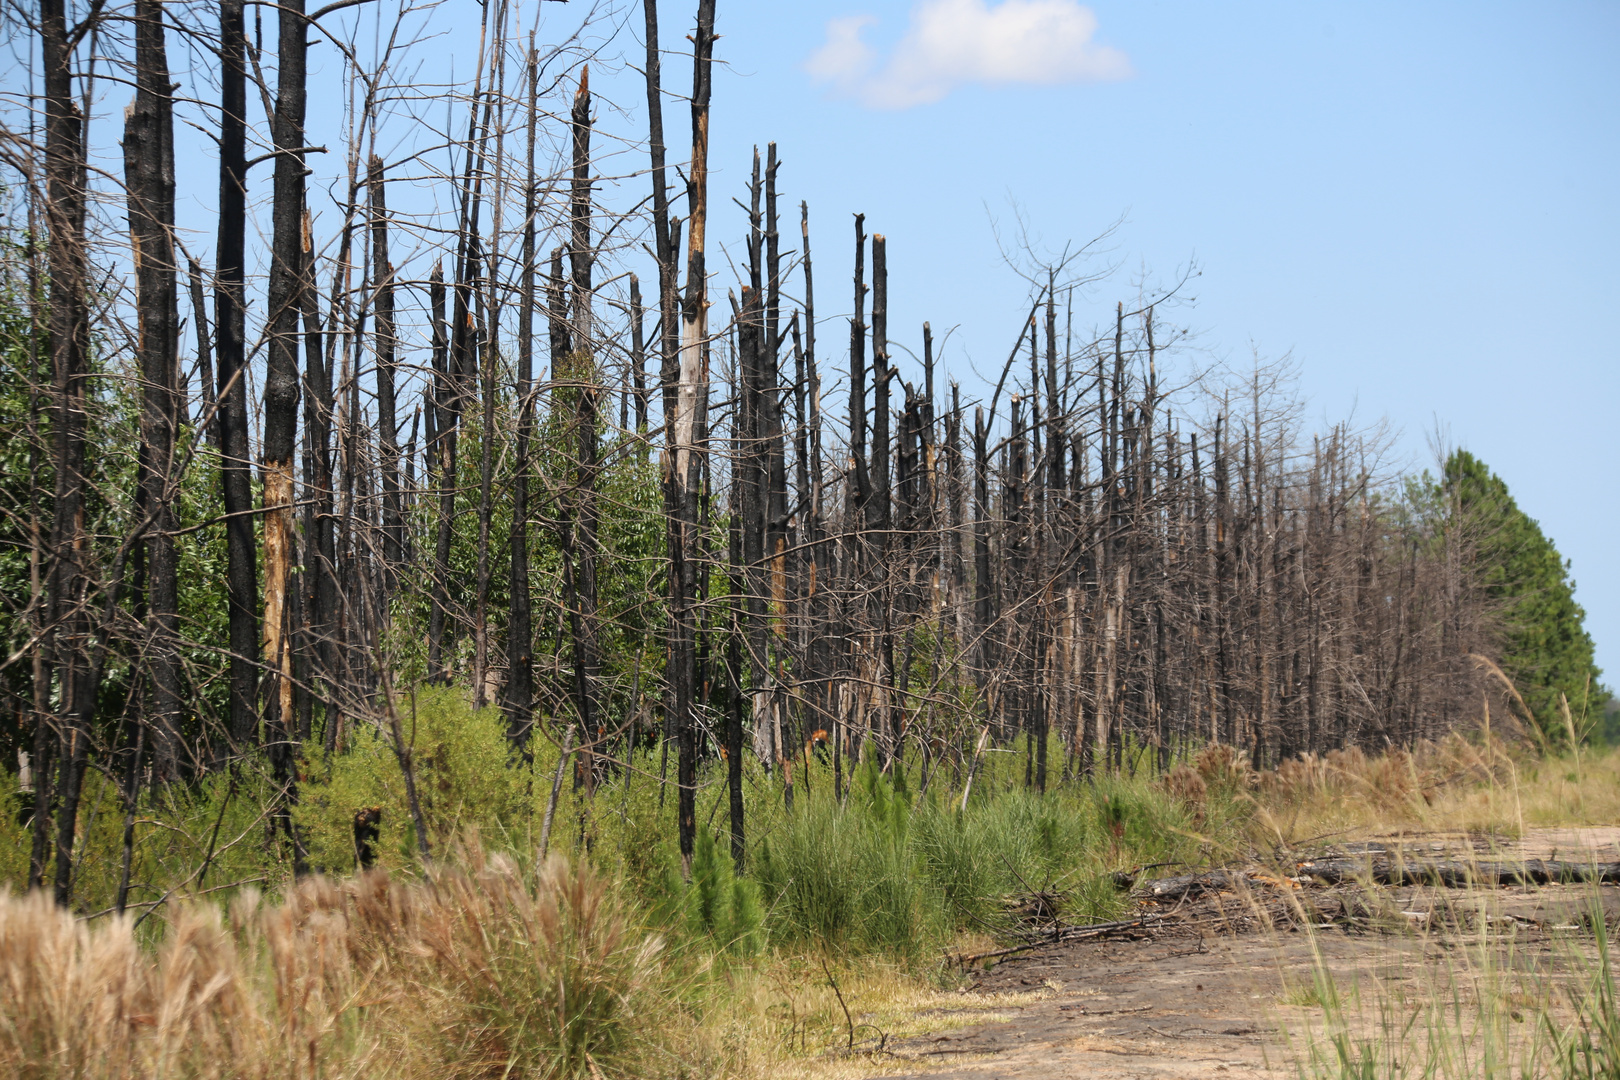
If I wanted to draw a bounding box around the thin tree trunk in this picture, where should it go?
[427,263,454,679]
[567,68,601,769]
[629,274,648,434]
[214,0,258,756]
[263,0,309,872]
[42,0,93,905]
[504,43,539,754]
[762,147,789,752]
[369,156,402,575]
[640,0,685,806]
[188,259,213,439]
[114,722,144,914]
[124,0,181,781]
[301,220,336,749]
[671,0,716,873]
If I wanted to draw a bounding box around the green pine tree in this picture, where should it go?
[1443,450,1604,738]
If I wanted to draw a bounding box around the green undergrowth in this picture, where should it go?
[10,688,1617,1078]
[3,686,1248,964]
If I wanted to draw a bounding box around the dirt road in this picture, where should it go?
[864,828,1620,1079]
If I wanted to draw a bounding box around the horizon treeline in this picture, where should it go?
[0,0,1602,908]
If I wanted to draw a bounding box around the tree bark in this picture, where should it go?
[214,0,258,756]
[263,0,309,871]
[42,0,93,905]
[369,156,402,574]
[674,0,717,872]
[564,67,601,788]
[124,0,182,781]
[504,44,539,754]
[427,263,453,679]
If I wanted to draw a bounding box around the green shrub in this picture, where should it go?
[754,759,942,957]
[295,685,527,872]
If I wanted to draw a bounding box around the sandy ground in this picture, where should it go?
[853,828,1620,1079]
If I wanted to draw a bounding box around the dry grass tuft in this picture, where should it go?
[1250,733,1535,845]
[1158,764,1208,823]
[0,851,680,1080]
[1193,743,1253,793]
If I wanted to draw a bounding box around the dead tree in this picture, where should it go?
[123,0,181,781]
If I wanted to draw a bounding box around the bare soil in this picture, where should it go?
[858,828,1620,1079]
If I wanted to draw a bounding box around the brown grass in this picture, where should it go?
[1245,733,1536,847]
[0,851,681,1080]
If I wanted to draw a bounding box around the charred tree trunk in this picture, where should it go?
[427,262,454,680]
[672,0,716,872]
[504,46,540,754]
[565,68,602,790]
[870,234,899,762]
[629,274,648,435]
[262,0,309,871]
[641,0,683,801]
[42,0,92,904]
[369,156,402,575]
[124,0,181,781]
[301,220,335,749]
[214,0,257,755]
[761,150,789,771]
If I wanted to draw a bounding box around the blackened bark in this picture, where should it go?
[675,0,717,871]
[571,67,595,356]
[549,248,572,376]
[427,261,456,680]
[727,380,747,870]
[504,46,539,754]
[640,0,687,806]
[187,259,212,436]
[629,274,648,434]
[973,406,991,679]
[263,0,308,812]
[301,223,335,750]
[369,156,402,573]
[565,67,602,786]
[42,0,93,905]
[214,0,258,754]
[848,215,870,522]
[762,147,788,641]
[124,0,181,781]
[738,283,768,754]
[870,234,898,760]
[869,234,890,537]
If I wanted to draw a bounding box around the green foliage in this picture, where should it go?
[295,686,526,872]
[752,765,941,957]
[664,828,762,957]
[0,760,296,918]
[751,748,1205,959]
[1442,450,1603,739]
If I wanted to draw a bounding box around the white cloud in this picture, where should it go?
[806,0,1131,109]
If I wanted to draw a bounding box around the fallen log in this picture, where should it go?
[955,914,1166,965]
[1134,870,1258,902]
[1296,859,1620,888]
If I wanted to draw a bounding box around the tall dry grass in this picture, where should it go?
[1282,882,1620,1079]
[0,850,683,1080]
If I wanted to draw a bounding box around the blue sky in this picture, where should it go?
[672,0,1619,688]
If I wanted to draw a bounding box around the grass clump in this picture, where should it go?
[1289,883,1620,1079]
[753,759,940,957]
[0,848,687,1080]
[750,752,1210,960]
[660,828,764,958]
